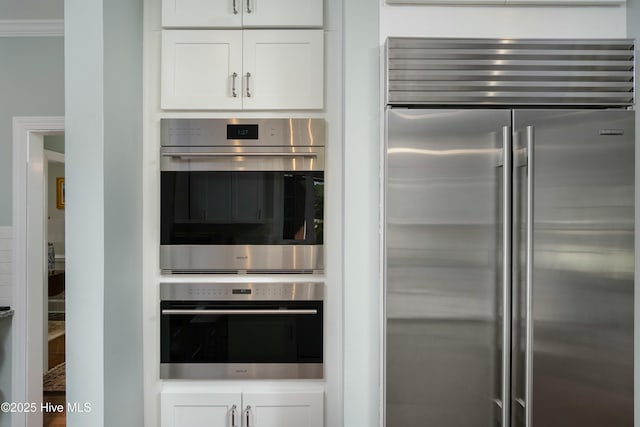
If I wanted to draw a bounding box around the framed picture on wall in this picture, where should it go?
[56,177,65,209]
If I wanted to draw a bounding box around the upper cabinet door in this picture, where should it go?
[162,0,242,28]
[242,0,323,28]
[161,30,243,110]
[242,30,324,110]
[163,0,323,28]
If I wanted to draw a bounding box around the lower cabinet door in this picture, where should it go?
[161,392,242,427]
[241,391,324,427]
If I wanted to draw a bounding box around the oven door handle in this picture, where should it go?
[161,152,319,159]
[161,309,318,315]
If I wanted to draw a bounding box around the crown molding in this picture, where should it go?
[0,19,63,37]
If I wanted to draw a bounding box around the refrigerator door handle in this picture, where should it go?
[501,125,511,427]
[524,125,534,427]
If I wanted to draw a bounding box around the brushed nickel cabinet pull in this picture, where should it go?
[230,404,237,427]
[232,72,238,98]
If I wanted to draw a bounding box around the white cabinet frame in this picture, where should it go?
[162,0,323,28]
[161,29,324,110]
[161,390,324,427]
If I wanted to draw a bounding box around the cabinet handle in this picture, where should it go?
[232,0,238,14]
[244,405,252,427]
[524,125,534,427]
[232,72,238,98]
[246,72,252,98]
[230,404,237,427]
[246,0,252,13]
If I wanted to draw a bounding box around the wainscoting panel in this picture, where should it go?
[0,227,12,307]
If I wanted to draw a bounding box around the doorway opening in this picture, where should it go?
[12,117,65,427]
[42,137,66,427]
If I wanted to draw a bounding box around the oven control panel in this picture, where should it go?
[160,282,323,301]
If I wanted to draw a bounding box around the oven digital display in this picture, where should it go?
[227,124,259,140]
[233,289,252,295]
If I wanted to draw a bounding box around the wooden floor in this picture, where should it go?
[44,320,66,426]
[43,394,66,427]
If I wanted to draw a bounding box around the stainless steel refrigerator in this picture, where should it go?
[384,39,635,427]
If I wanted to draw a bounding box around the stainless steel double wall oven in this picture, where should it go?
[160,118,325,273]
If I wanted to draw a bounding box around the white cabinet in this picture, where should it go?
[161,392,241,427]
[162,0,323,28]
[161,390,324,427]
[242,392,323,427]
[161,30,324,110]
[161,30,242,109]
[242,30,323,110]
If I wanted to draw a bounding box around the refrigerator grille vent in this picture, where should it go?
[386,38,635,107]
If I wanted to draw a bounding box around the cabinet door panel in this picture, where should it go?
[161,392,242,427]
[242,0,323,28]
[242,30,324,110]
[162,0,242,27]
[242,391,323,427]
[161,30,243,110]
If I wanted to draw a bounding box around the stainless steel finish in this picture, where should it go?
[160,281,324,301]
[232,71,238,97]
[160,118,325,274]
[385,38,635,106]
[160,281,323,380]
[246,72,252,97]
[161,118,325,148]
[513,110,634,427]
[161,146,325,172]
[160,118,325,169]
[162,151,319,158]
[524,126,534,427]
[160,244,324,273]
[511,117,527,427]
[385,109,509,427]
[501,125,511,427]
[385,107,634,427]
[162,309,318,315]
[159,362,324,380]
[231,405,237,427]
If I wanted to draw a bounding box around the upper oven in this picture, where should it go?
[160,118,325,273]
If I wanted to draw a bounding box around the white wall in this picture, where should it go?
[0,0,63,20]
[65,0,144,425]
[343,2,381,427]
[65,0,106,423]
[0,37,64,226]
[380,3,627,39]
[341,2,629,427]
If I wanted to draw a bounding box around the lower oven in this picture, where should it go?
[160,282,323,380]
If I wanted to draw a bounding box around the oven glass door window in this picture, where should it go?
[161,171,324,245]
[161,302,323,364]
